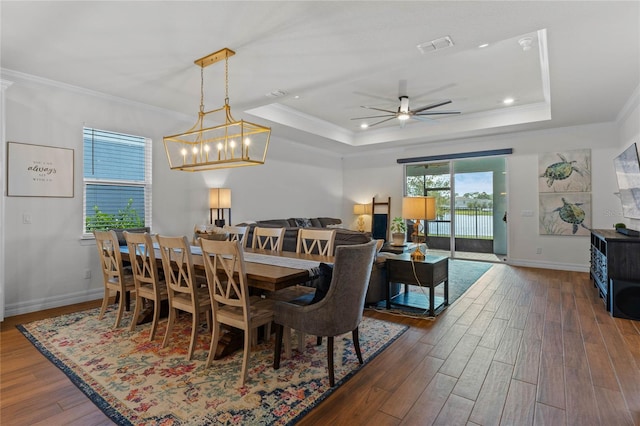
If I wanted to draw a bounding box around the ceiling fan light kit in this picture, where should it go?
[163,48,271,172]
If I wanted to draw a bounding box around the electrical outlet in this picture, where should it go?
[22,213,32,224]
[536,247,542,254]
[84,269,91,279]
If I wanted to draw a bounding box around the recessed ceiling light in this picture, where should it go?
[503,97,515,105]
[478,43,489,48]
[360,123,369,129]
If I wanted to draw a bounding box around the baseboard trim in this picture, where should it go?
[507,258,589,273]
[5,289,104,318]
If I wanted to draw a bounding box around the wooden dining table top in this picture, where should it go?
[120,245,334,292]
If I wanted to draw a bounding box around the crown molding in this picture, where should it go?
[0,68,192,121]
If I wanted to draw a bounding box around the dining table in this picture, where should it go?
[119,244,334,292]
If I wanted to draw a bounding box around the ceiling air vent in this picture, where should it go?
[417,36,454,54]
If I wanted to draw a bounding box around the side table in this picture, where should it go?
[385,253,449,316]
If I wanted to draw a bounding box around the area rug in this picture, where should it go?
[447,259,494,302]
[17,307,407,425]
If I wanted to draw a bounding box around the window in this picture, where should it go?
[83,127,152,235]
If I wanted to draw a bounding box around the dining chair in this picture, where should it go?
[156,235,212,360]
[283,228,337,351]
[252,227,285,252]
[94,230,137,329]
[273,240,377,387]
[296,228,336,256]
[223,225,249,248]
[124,231,168,340]
[199,238,274,386]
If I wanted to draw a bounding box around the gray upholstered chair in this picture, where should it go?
[273,240,377,387]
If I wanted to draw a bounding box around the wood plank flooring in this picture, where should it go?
[2,265,639,425]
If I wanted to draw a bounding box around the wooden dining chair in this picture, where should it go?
[156,235,212,360]
[124,231,168,340]
[199,238,274,385]
[252,227,285,252]
[223,225,249,248]
[94,230,137,329]
[296,228,336,256]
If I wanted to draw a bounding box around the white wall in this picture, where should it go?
[2,72,342,316]
[616,88,640,231]
[343,121,626,271]
[2,69,638,317]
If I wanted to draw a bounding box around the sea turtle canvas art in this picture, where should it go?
[538,149,591,193]
[539,193,592,236]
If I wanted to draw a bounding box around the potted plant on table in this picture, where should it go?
[390,217,407,246]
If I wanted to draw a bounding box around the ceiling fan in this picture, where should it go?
[352,96,461,127]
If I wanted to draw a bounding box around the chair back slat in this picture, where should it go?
[296,229,336,256]
[94,230,125,284]
[200,239,249,311]
[224,225,249,248]
[252,227,285,252]
[157,235,196,296]
[124,232,159,287]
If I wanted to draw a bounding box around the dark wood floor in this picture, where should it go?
[2,264,639,425]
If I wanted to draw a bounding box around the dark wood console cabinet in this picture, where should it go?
[589,229,640,313]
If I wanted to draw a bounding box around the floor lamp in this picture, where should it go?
[402,196,436,261]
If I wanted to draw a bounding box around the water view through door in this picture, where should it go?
[405,156,507,262]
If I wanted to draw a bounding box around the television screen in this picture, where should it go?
[613,143,640,219]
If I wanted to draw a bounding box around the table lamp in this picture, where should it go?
[353,203,368,232]
[210,188,231,227]
[402,196,436,261]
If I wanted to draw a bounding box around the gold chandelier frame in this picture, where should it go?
[163,48,271,171]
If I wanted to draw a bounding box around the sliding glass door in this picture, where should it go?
[405,156,507,262]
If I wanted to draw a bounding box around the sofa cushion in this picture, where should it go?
[255,219,290,228]
[292,218,313,228]
[318,217,342,227]
[310,218,322,227]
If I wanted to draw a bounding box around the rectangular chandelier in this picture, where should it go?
[163,48,271,172]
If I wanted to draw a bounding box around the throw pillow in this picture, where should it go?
[294,218,313,228]
[311,262,333,304]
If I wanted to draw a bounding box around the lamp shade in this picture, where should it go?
[353,203,367,215]
[402,196,436,220]
[209,188,231,209]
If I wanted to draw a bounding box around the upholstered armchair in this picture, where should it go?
[273,240,377,387]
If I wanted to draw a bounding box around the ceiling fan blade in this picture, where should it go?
[353,91,397,103]
[411,100,453,113]
[415,111,461,116]
[361,105,397,114]
[350,114,396,120]
[412,115,436,122]
[368,116,398,127]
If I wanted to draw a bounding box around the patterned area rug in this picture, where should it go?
[18,307,407,425]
